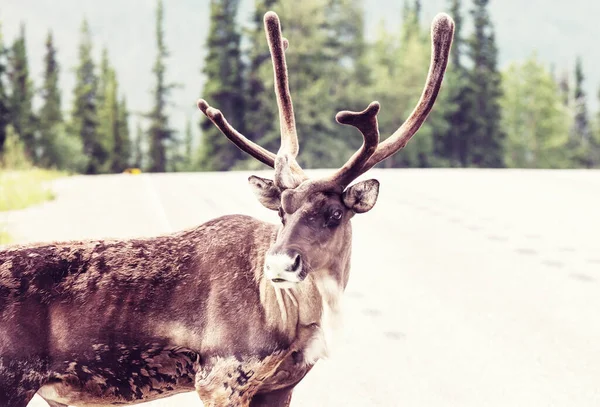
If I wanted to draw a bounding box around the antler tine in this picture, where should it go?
[280,102,380,212]
[197,13,306,181]
[197,99,277,168]
[264,11,298,159]
[357,13,455,176]
[327,102,380,188]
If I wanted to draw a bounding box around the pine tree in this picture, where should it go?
[323,0,372,154]
[197,0,245,171]
[464,0,505,167]
[242,0,280,170]
[71,19,103,174]
[132,122,144,169]
[439,0,471,166]
[500,55,571,168]
[184,117,194,170]
[38,30,63,168]
[96,47,116,171]
[7,24,36,162]
[558,70,570,106]
[97,49,127,173]
[572,57,590,142]
[147,0,174,172]
[0,22,10,154]
[242,0,366,169]
[590,87,600,167]
[570,57,594,167]
[111,96,130,172]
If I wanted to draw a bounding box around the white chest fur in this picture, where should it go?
[300,275,343,365]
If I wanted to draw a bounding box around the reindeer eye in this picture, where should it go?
[332,209,343,220]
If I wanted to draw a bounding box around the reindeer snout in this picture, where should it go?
[264,249,304,285]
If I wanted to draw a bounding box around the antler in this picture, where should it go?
[330,102,381,187]
[197,12,306,188]
[198,11,454,200]
[197,99,277,168]
[356,13,455,176]
[264,11,307,189]
[284,13,453,205]
[280,103,380,213]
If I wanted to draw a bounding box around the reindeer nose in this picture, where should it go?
[288,252,302,272]
[264,249,304,284]
[266,250,302,273]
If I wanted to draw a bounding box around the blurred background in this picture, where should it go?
[1,1,600,406]
[1,0,599,177]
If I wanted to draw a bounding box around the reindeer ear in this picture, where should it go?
[342,179,380,213]
[249,176,281,211]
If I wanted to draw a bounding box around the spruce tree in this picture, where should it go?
[132,122,144,169]
[97,50,123,172]
[184,117,193,170]
[558,70,570,106]
[71,19,104,174]
[96,47,115,170]
[590,87,600,167]
[572,57,590,142]
[109,96,130,172]
[571,57,596,167]
[241,0,364,169]
[197,0,245,171]
[323,0,372,154]
[439,0,471,166]
[38,30,63,168]
[0,22,10,153]
[7,24,36,162]
[464,0,505,167]
[243,0,280,170]
[147,0,174,172]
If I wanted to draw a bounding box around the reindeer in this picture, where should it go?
[0,11,453,407]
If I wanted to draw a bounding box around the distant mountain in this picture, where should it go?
[2,0,598,139]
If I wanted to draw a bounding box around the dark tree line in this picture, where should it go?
[0,1,172,173]
[197,0,600,171]
[1,0,599,172]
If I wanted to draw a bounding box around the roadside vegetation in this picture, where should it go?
[0,168,63,211]
[0,126,66,244]
[0,126,64,212]
[0,227,11,245]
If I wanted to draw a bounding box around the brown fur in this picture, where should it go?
[1,216,308,405]
[0,214,341,406]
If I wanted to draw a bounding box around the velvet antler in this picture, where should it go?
[198,11,454,201]
[356,13,454,177]
[197,99,276,168]
[197,12,305,182]
[279,102,381,213]
[263,11,308,189]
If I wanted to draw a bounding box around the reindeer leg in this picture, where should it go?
[249,385,295,407]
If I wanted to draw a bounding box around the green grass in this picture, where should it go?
[0,228,11,245]
[0,169,65,212]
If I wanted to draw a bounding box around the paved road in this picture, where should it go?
[3,169,600,407]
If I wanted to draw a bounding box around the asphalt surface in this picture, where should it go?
[3,169,599,407]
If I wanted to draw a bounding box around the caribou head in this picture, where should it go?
[198,11,454,289]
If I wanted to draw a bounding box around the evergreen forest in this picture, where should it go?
[1,0,599,173]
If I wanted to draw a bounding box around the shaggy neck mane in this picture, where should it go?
[257,267,344,358]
